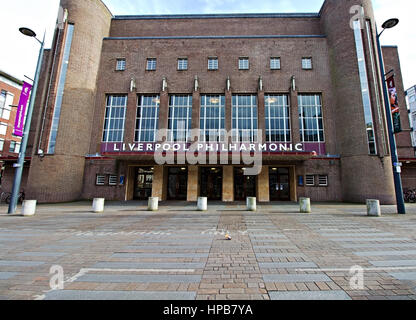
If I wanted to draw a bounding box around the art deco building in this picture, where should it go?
[3,0,414,204]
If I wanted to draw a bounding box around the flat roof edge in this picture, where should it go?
[113,13,320,20]
[104,35,326,41]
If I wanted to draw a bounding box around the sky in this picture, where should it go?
[0,0,414,89]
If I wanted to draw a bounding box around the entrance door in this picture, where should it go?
[200,167,222,200]
[234,167,256,200]
[167,167,188,200]
[269,167,290,201]
[134,167,154,200]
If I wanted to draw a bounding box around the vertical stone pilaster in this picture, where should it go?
[225,89,232,144]
[159,90,169,141]
[191,90,201,140]
[257,165,269,202]
[187,166,199,201]
[124,92,137,144]
[290,165,297,202]
[223,166,234,202]
[289,90,301,146]
[258,91,266,143]
[152,165,166,201]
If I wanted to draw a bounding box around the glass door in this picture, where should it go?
[269,167,290,201]
[234,167,256,201]
[200,167,222,200]
[134,167,154,200]
[167,167,188,200]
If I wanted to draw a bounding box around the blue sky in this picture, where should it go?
[0,0,414,89]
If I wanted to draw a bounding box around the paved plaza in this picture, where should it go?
[0,201,416,300]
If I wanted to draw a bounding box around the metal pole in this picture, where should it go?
[8,34,45,214]
[376,29,406,214]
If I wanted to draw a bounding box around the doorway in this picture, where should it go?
[167,167,188,200]
[200,167,222,200]
[134,167,154,200]
[234,167,256,200]
[269,167,290,201]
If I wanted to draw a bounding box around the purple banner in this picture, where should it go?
[13,81,32,137]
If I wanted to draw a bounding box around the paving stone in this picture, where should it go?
[263,274,331,283]
[111,253,208,258]
[92,262,206,269]
[269,290,351,300]
[369,260,416,267]
[354,250,416,257]
[17,252,66,257]
[259,262,317,269]
[388,272,416,281]
[77,274,202,283]
[0,272,18,280]
[0,261,45,267]
[43,290,196,300]
[342,243,416,249]
[255,253,307,258]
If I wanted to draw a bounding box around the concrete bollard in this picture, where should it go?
[22,200,37,216]
[148,197,159,211]
[299,197,311,213]
[197,197,207,211]
[92,198,105,213]
[246,197,256,211]
[367,199,381,217]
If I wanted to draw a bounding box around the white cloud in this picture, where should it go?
[373,0,416,89]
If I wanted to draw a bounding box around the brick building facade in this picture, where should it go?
[3,0,415,204]
[0,70,24,188]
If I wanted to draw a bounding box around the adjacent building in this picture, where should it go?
[0,70,24,187]
[2,0,416,204]
[406,85,416,147]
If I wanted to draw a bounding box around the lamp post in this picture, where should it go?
[7,28,45,214]
[376,18,406,214]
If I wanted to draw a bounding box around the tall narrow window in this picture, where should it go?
[298,94,324,142]
[0,90,12,120]
[265,95,290,142]
[135,95,160,142]
[0,138,4,151]
[47,24,74,154]
[102,95,127,142]
[232,95,258,142]
[0,122,7,135]
[200,95,225,142]
[353,19,377,155]
[168,95,192,142]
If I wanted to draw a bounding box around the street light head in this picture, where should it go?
[19,27,37,38]
[382,18,399,29]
